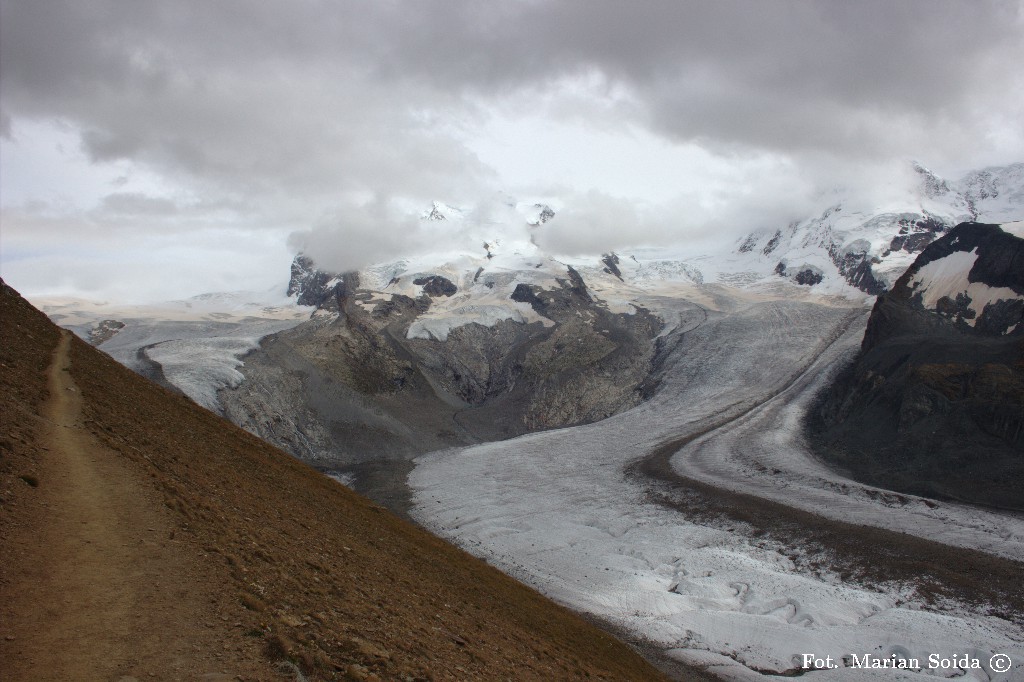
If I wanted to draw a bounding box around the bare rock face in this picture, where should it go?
[774,261,825,286]
[287,254,334,307]
[86,319,125,346]
[810,222,1024,511]
[411,275,457,297]
[221,261,662,479]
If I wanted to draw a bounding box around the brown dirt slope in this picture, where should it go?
[0,280,674,681]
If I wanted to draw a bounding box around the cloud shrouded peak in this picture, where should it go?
[1,0,1022,300]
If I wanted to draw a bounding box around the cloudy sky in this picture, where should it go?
[2,0,1022,302]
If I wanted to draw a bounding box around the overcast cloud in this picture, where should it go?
[1,0,1022,301]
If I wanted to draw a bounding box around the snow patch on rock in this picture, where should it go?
[909,248,1022,325]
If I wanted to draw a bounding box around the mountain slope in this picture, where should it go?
[223,247,663,483]
[0,279,679,681]
[809,222,1024,510]
[733,162,1024,295]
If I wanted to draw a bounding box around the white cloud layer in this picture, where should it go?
[1,0,1022,300]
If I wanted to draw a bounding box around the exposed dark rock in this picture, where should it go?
[601,253,623,281]
[513,266,594,318]
[287,255,359,309]
[87,319,125,346]
[793,268,824,286]
[762,230,782,256]
[288,255,335,307]
[886,217,946,255]
[412,275,457,297]
[976,298,1024,337]
[737,234,758,253]
[563,267,592,301]
[774,262,824,287]
[224,262,663,480]
[864,222,1024,351]
[531,204,555,225]
[511,283,544,308]
[810,222,1024,511]
[827,243,887,295]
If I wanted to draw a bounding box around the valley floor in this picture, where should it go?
[409,293,1024,681]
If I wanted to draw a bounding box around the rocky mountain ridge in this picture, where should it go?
[809,221,1024,510]
[737,162,1024,295]
[223,246,664,487]
[287,164,1024,322]
[233,168,1023,495]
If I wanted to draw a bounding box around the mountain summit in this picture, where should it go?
[735,162,1024,294]
[810,222,1024,510]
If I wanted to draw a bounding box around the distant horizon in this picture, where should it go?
[8,159,1024,306]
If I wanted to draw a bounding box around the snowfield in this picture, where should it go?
[38,290,312,412]
[409,293,1024,681]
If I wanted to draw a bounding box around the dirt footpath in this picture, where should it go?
[1,331,259,681]
[2,282,679,682]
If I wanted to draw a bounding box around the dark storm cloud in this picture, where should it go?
[1,0,1021,286]
[528,2,1015,159]
[4,0,1020,176]
[343,0,1024,160]
[0,0,499,208]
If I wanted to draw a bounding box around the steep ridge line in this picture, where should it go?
[2,330,255,680]
[2,281,681,681]
[628,311,1024,627]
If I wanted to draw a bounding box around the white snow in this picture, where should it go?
[407,301,548,341]
[908,249,1022,325]
[38,287,311,326]
[1000,221,1024,238]
[37,289,313,412]
[410,296,1024,681]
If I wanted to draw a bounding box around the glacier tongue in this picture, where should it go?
[409,294,1024,680]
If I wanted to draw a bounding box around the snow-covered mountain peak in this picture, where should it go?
[288,163,1022,336]
[422,201,463,221]
[956,162,1024,220]
[911,161,953,199]
[733,161,1024,295]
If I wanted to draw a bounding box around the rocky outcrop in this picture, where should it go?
[86,319,125,346]
[601,253,623,281]
[736,163,1024,295]
[412,275,457,297]
[288,255,361,314]
[532,204,555,225]
[288,254,338,307]
[810,222,1024,511]
[223,258,663,477]
[862,222,1024,347]
[774,261,824,286]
